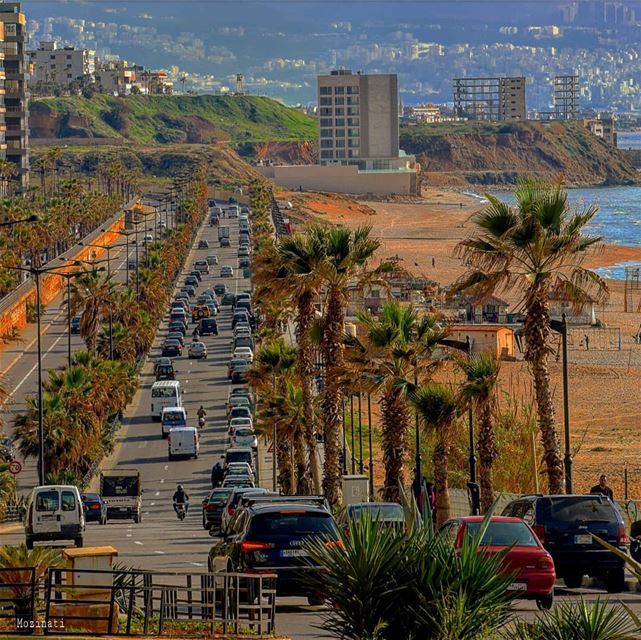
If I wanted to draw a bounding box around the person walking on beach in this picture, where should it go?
[432,257,435,268]
[590,474,614,500]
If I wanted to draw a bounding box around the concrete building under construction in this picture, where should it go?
[453,76,526,122]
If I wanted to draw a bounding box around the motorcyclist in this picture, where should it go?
[192,327,200,340]
[211,462,223,488]
[172,484,189,514]
[197,405,207,420]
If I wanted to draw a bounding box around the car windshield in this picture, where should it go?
[163,411,184,423]
[209,489,232,502]
[466,521,538,547]
[545,497,617,523]
[250,512,338,537]
[349,504,404,522]
[82,493,100,502]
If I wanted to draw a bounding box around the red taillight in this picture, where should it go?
[240,541,274,553]
[228,506,235,515]
[91,504,100,510]
[206,504,217,511]
[537,555,554,571]
[325,539,345,550]
[533,525,545,544]
[619,525,629,545]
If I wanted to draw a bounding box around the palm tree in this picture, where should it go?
[68,268,115,353]
[313,225,381,506]
[0,160,17,196]
[277,231,326,494]
[458,354,500,513]
[349,303,448,502]
[454,179,607,494]
[411,383,459,527]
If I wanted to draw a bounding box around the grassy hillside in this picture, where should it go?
[29,95,317,145]
[400,120,639,186]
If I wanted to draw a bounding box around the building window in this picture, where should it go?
[335,129,345,138]
[320,107,332,117]
[335,107,344,116]
[335,139,345,148]
[319,86,331,95]
[348,149,360,158]
[348,128,360,137]
[348,139,360,148]
[347,107,360,116]
[346,85,359,95]
[320,118,332,127]
[320,150,333,159]
[347,118,360,126]
[336,150,346,158]
[347,96,359,105]
[334,86,344,94]
[320,128,333,138]
[50,55,55,60]
[320,139,333,149]
[319,97,332,106]
[335,118,345,127]
[334,96,344,105]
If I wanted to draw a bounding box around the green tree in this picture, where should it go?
[458,354,501,513]
[454,180,607,494]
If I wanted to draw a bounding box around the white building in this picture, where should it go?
[29,40,95,86]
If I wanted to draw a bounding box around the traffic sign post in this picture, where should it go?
[8,460,22,475]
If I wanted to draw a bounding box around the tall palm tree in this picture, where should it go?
[458,354,501,513]
[411,383,459,527]
[454,179,607,494]
[313,225,381,506]
[0,159,17,196]
[68,268,115,353]
[277,230,326,494]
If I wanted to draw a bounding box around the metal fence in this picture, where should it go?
[41,567,276,637]
[0,567,36,635]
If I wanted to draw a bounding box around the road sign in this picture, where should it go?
[8,460,22,475]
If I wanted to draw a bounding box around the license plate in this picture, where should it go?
[508,582,527,591]
[38,519,60,533]
[281,549,308,558]
[575,534,592,545]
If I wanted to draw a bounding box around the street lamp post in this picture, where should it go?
[413,362,422,503]
[341,398,347,474]
[367,393,374,498]
[358,391,364,474]
[350,394,355,474]
[0,214,39,228]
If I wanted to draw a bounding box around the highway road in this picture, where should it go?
[4,208,641,639]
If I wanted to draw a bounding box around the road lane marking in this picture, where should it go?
[134,541,143,545]
[154,491,160,496]
[154,550,165,554]
[164,465,168,471]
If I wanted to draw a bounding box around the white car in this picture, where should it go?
[206,255,219,266]
[188,341,208,359]
[226,461,255,479]
[232,346,254,363]
[232,427,258,449]
[220,266,234,278]
[228,417,253,435]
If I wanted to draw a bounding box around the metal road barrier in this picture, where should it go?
[41,567,276,637]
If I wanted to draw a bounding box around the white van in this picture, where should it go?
[168,426,199,460]
[25,485,85,548]
[161,406,187,438]
[151,380,182,421]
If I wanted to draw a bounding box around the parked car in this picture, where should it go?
[220,236,231,247]
[81,493,108,525]
[238,246,250,257]
[181,285,197,298]
[202,488,233,530]
[217,488,267,535]
[220,265,234,278]
[502,494,628,592]
[206,255,219,266]
[222,292,236,306]
[168,320,187,335]
[209,502,340,603]
[70,315,82,334]
[171,300,189,313]
[440,516,556,610]
[228,357,248,379]
[232,427,258,449]
[167,331,185,347]
[339,502,405,530]
[188,269,203,281]
[188,341,208,359]
[227,406,252,425]
[198,239,210,249]
[199,318,219,336]
[228,417,254,436]
[162,339,182,357]
[238,257,251,269]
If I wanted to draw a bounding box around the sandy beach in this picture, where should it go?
[287,187,641,500]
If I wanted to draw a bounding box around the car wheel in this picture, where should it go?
[536,592,554,611]
[26,538,33,550]
[75,537,84,548]
[307,595,324,606]
[605,568,625,593]
[562,571,584,589]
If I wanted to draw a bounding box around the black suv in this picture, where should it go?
[208,502,340,604]
[199,318,219,336]
[502,494,628,592]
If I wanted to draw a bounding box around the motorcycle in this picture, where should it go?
[174,502,186,521]
[198,416,206,429]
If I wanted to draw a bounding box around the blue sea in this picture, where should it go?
[495,186,641,279]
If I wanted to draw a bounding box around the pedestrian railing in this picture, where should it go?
[42,567,276,637]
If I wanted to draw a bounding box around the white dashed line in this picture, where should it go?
[154,550,165,555]
[134,541,144,545]
[190,562,204,567]
[155,491,160,496]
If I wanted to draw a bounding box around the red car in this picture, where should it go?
[440,515,556,610]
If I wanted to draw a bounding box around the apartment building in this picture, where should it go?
[0,2,29,192]
[317,69,399,167]
[94,59,135,96]
[29,41,95,87]
[453,76,526,122]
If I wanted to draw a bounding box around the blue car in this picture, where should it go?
[81,493,108,525]
[70,315,81,334]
